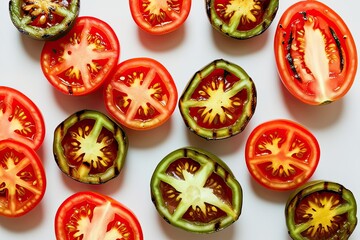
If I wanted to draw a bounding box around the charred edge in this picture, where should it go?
[286,30,301,81]
[163,216,171,224]
[329,27,344,72]
[114,165,120,176]
[76,109,86,120]
[214,221,221,231]
[300,11,307,21]
[212,130,218,140]
[67,85,74,95]
[183,148,189,158]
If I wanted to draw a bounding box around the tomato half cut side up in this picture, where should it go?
[151,147,242,233]
[274,1,358,105]
[41,16,120,96]
[0,139,46,217]
[286,181,357,240]
[104,57,178,131]
[179,59,256,140]
[245,119,320,191]
[206,0,279,39]
[129,0,192,35]
[0,86,45,150]
[9,0,80,40]
[53,110,128,184]
[55,191,143,240]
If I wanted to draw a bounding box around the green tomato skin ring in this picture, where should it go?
[9,0,80,40]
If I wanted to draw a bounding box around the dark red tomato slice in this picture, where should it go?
[0,86,45,150]
[41,16,120,96]
[245,119,320,191]
[151,147,242,233]
[104,57,178,131]
[274,1,357,105]
[129,0,191,35]
[55,191,143,240]
[53,110,128,184]
[179,59,256,140]
[0,139,46,217]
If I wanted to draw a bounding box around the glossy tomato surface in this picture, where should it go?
[53,110,128,184]
[151,147,242,233]
[245,119,320,191]
[41,16,120,96]
[104,57,178,130]
[55,191,143,240]
[0,139,46,217]
[9,0,80,40]
[0,86,45,150]
[274,0,357,105]
[129,0,191,35]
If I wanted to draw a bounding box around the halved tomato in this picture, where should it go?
[41,16,120,96]
[274,1,357,105]
[151,147,242,233]
[53,110,128,184]
[0,86,45,150]
[55,191,143,240]
[9,0,80,40]
[0,139,46,217]
[245,119,320,191]
[286,181,357,240]
[104,57,178,130]
[206,0,279,39]
[129,0,192,35]
[179,59,256,140]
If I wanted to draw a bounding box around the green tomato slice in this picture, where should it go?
[151,147,242,233]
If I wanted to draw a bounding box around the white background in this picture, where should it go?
[1,0,359,239]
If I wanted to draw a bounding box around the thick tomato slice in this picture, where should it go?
[104,57,178,131]
[286,181,357,240]
[0,86,45,150]
[55,191,143,240]
[53,110,128,184]
[41,16,120,96]
[151,147,242,233]
[0,139,46,217]
[129,0,191,35]
[245,119,320,191]
[206,0,279,39]
[9,0,79,40]
[179,59,256,140]
[274,1,357,105]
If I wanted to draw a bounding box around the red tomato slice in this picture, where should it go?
[129,0,191,35]
[55,191,143,240]
[274,1,357,105]
[41,16,120,96]
[245,119,320,191]
[0,139,46,217]
[0,86,45,150]
[104,57,178,130]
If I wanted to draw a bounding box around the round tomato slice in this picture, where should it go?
[206,0,279,39]
[53,110,128,184]
[41,16,120,96]
[179,59,256,140]
[129,0,191,35]
[9,0,80,40]
[104,57,178,131]
[0,86,45,150]
[274,1,358,105]
[286,181,357,240]
[151,147,242,233]
[55,191,143,240]
[245,119,320,191]
[0,139,46,217]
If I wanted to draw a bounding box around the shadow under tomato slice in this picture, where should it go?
[245,119,320,191]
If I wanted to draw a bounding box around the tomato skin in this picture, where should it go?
[104,57,178,131]
[41,16,120,96]
[0,139,46,217]
[245,119,320,191]
[129,0,191,35]
[55,191,143,240]
[274,1,357,105]
[0,86,45,150]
